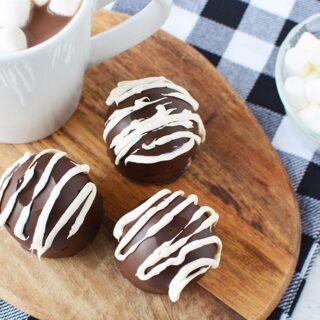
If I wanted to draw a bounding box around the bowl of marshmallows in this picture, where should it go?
[276,13,320,144]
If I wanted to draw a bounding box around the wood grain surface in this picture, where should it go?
[0,11,300,320]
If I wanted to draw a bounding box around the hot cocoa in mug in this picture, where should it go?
[0,0,172,143]
[0,1,82,52]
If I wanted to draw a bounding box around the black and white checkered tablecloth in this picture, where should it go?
[1,1,320,319]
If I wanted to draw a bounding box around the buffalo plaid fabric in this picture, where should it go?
[1,1,320,319]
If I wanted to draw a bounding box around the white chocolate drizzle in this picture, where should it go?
[104,77,206,166]
[14,150,67,241]
[106,77,199,110]
[36,182,97,257]
[0,149,98,258]
[114,189,222,302]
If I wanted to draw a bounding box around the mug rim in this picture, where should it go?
[0,0,92,62]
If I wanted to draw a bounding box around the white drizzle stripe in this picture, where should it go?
[103,97,167,142]
[30,164,90,253]
[113,189,172,241]
[113,189,222,302]
[0,152,32,204]
[161,92,199,111]
[37,182,97,257]
[116,194,198,261]
[115,191,184,261]
[29,149,62,167]
[169,255,222,302]
[107,77,195,107]
[136,212,219,280]
[138,194,199,246]
[187,206,218,231]
[14,151,67,241]
[138,236,220,281]
[125,139,196,165]
[142,131,201,151]
[68,183,97,239]
[0,150,61,231]
[110,105,175,150]
[0,165,36,229]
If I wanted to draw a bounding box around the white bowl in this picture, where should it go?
[275,13,320,145]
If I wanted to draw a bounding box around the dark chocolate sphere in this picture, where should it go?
[0,149,103,259]
[104,77,206,184]
[113,189,222,302]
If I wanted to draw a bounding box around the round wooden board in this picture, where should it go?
[0,11,300,320]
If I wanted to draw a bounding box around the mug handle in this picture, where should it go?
[88,0,173,68]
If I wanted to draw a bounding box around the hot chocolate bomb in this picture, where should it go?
[114,189,222,302]
[104,77,206,183]
[0,149,103,258]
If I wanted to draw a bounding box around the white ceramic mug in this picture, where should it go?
[0,0,172,144]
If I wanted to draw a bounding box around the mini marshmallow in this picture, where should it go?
[284,76,308,110]
[307,42,320,69]
[284,47,310,77]
[299,105,320,134]
[296,32,320,68]
[49,0,82,17]
[0,0,32,28]
[0,26,27,53]
[33,0,49,6]
[305,78,320,104]
[303,72,319,85]
[296,32,320,52]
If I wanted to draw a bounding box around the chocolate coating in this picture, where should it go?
[0,151,103,259]
[114,191,220,298]
[104,78,205,184]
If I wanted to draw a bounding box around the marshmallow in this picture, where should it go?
[284,47,310,77]
[305,78,320,104]
[0,0,33,28]
[299,105,320,134]
[33,0,49,6]
[284,76,308,110]
[283,32,320,134]
[0,26,27,53]
[307,42,320,69]
[296,32,320,68]
[296,32,320,52]
[303,72,318,85]
[49,0,82,17]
